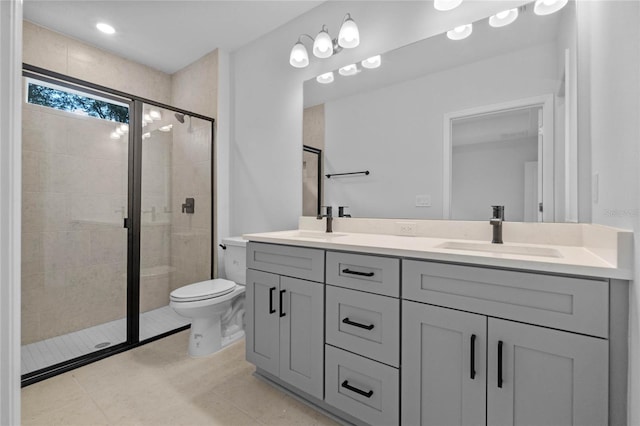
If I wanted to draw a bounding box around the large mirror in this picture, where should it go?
[303,0,578,222]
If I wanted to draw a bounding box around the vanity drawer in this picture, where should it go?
[326,285,400,367]
[247,242,324,282]
[403,259,609,338]
[325,345,399,426]
[326,251,400,297]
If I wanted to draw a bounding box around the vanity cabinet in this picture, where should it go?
[245,243,325,399]
[402,260,610,426]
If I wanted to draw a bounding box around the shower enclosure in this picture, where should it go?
[21,66,214,384]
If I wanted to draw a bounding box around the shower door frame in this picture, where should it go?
[21,64,216,386]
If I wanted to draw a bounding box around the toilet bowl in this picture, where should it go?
[170,236,247,357]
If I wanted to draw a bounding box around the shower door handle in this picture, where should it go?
[123,218,130,229]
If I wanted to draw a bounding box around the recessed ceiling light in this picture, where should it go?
[534,0,568,15]
[434,0,463,12]
[159,124,173,132]
[96,23,116,35]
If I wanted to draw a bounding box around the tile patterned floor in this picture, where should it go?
[22,306,190,375]
[21,331,338,426]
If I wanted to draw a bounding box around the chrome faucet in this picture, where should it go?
[317,206,333,233]
[490,205,504,244]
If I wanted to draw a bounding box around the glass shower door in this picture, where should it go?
[138,103,213,341]
[21,75,130,375]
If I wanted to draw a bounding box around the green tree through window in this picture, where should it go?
[28,83,129,124]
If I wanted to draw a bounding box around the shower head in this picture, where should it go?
[174,113,185,123]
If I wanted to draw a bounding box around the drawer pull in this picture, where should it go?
[342,317,375,330]
[497,340,504,388]
[269,287,276,314]
[341,380,374,398]
[279,289,286,317]
[470,334,476,380]
[342,268,374,277]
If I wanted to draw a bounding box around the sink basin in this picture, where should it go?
[281,230,347,240]
[437,241,562,258]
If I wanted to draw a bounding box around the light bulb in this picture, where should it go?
[338,64,358,76]
[338,15,360,49]
[447,23,473,41]
[534,0,568,15]
[289,41,309,68]
[149,110,161,121]
[489,8,519,27]
[96,22,115,35]
[434,0,463,11]
[313,28,333,58]
[316,72,334,84]
[361,55,381,69]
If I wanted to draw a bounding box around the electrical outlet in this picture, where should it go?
[395,221,417,236]
[415,195,431,207]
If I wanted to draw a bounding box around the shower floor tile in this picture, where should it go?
[21,305,189,375]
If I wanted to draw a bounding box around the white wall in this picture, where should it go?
[582,1,640,423]
[452,137,538,221]
[323,43,556,219]
[0,0,22,424]
[229,0,529,235]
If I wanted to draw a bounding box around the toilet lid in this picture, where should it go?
[170,279,236,302]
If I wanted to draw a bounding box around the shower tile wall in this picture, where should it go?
[21,103,128,344]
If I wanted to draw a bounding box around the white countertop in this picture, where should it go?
[243,229,633,280]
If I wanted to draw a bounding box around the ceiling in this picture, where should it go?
[23,0,324,74]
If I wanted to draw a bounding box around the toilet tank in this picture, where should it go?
[222,236,247,285]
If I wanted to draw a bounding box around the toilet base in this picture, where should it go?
[188,315,223,357]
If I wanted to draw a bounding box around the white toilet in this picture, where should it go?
[170,236,247,357]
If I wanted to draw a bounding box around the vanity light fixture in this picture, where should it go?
[489,8,519,27]
[447,23,473,40]
[434,0,463,12]
[316,72,335,84]
[289,13,360,69]
[96,22,116,35]
[361,55,381,69]
[338,64,359,76]
[534,0,568,15]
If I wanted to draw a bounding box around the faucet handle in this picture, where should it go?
[491,205,505,219]
[338,206,351,218]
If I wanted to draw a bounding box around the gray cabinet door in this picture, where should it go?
[402,301,487,426]
[487,318,608,426]
[279,276,324,399]
[245,269,280,377]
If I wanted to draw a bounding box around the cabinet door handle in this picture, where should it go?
[268,287,276,314]
[279,289,286,317]
[497,340,504,388]
[342,317,375,330]
[341,268,374,277]
[470,334,476,380]
[341,380,374,398]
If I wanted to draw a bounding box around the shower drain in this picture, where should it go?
[94,342,111,349]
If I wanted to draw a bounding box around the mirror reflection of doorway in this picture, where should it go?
[303,145,322,217]
[444,95,554,222]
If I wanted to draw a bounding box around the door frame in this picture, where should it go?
[442,94,554,222]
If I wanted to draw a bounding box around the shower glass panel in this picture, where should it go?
[138,103,213,341]
[21,76,130,375]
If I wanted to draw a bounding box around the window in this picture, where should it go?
[26,80,129,124]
